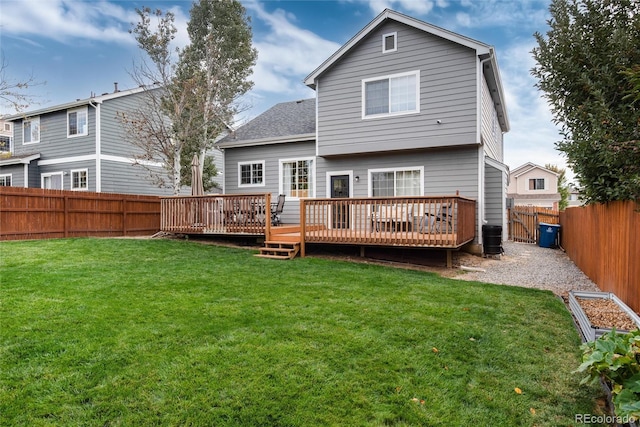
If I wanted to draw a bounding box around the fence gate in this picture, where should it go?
[508,206,560,243]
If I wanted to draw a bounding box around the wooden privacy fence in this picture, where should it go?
[508,206,559,243]
[0,187,161,241]
[560,200,640,312]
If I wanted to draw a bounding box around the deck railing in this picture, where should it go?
[300,196,476,254]
[161,193,272,237]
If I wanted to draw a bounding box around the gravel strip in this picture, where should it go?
[455,241,600,296]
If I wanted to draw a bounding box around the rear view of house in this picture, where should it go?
[217,9,510,250]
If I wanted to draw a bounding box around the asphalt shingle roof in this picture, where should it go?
[218,98,315,147]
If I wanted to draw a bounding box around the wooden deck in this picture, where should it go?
[160,194,477,263]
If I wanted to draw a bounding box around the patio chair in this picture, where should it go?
[271,194,286,226]
[418,203,453,233]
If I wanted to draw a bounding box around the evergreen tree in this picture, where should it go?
[531,0,640,203]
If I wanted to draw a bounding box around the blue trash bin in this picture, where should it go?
[539,222,561,248]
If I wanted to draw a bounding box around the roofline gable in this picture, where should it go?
[304,8,491,88]
[510,162,560,178]
[4,86,154,121]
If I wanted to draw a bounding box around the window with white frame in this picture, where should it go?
[280,158,314,198]
[23,117,40,144]
[363,71,419,118]
[67,107,88,137]
[370,167,423,197]
[382,32,397,53]
[3,123,11,132]
[41,172,63,190]
[238,161,264,187]
[529,178,545,190]
[0,135,11,152]
[71,169,88,190]
[0,174,11,186]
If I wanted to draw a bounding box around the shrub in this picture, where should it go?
[576,329,640,419]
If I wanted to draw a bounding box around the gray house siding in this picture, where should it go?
[99,160,166,195]
[13,108,96,159]
[0,165,24,187]
[484,160,508,240]
[100,91,147,158]
[481,78,503,161]
[222,140,316,223]
[38,159,95,190]
[99,91,174,195]
[316,147,479,199]
[316,20,478,157]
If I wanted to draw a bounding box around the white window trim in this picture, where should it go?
[41,171,64,190]
[237,160,265,188]
[0,174,12,186]
[367,166,424,197]
[361,70,420,120]
[382,32,397,53]
[67,106,88,138]
[0,135,12,153]
[529,178,546,191]
[71,168,89,191]
[23,117,40,144]
[278,157,316,200]
[325,170,354,198]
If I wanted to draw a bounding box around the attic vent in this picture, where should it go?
[382,32,397,53]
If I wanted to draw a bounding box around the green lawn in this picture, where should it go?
[0,238,603,426]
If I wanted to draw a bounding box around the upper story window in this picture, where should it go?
[238,161,265,187]
[362,71,419,119]
[71,169,88,190]
[382,32,397,53]
[23,117,40,144]
[4,123,11,132]
[529,178,545,190]
[68,107,88,137]
[0,135,11,153]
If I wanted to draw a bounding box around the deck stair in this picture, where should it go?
[255,225,302,260]
[256,241,300,260]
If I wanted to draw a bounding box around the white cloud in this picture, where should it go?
[366,0,435,15]
[498,40,573,179]
[0,0,136,45]
[244,1,341,98]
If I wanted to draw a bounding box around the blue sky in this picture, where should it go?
[0,0,570,179]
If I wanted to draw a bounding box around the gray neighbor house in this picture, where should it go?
[216,9,510,247]
[0,86,222,195]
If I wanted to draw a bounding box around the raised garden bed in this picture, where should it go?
[568,291,640,342]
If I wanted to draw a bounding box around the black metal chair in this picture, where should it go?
[271,194,286,226]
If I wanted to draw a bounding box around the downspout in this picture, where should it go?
[477,52,494,245]
[89,100,102,192]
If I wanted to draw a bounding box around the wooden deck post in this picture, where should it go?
[300,199,306,257]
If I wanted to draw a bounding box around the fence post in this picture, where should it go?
[123,198,128,236]
[64,195,69,238]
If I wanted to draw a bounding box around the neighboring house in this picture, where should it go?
[507,162,560,209]
[0,87,223,195]
[217,9,510,245]
[567,184,584,207]
[0,120,13,186]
